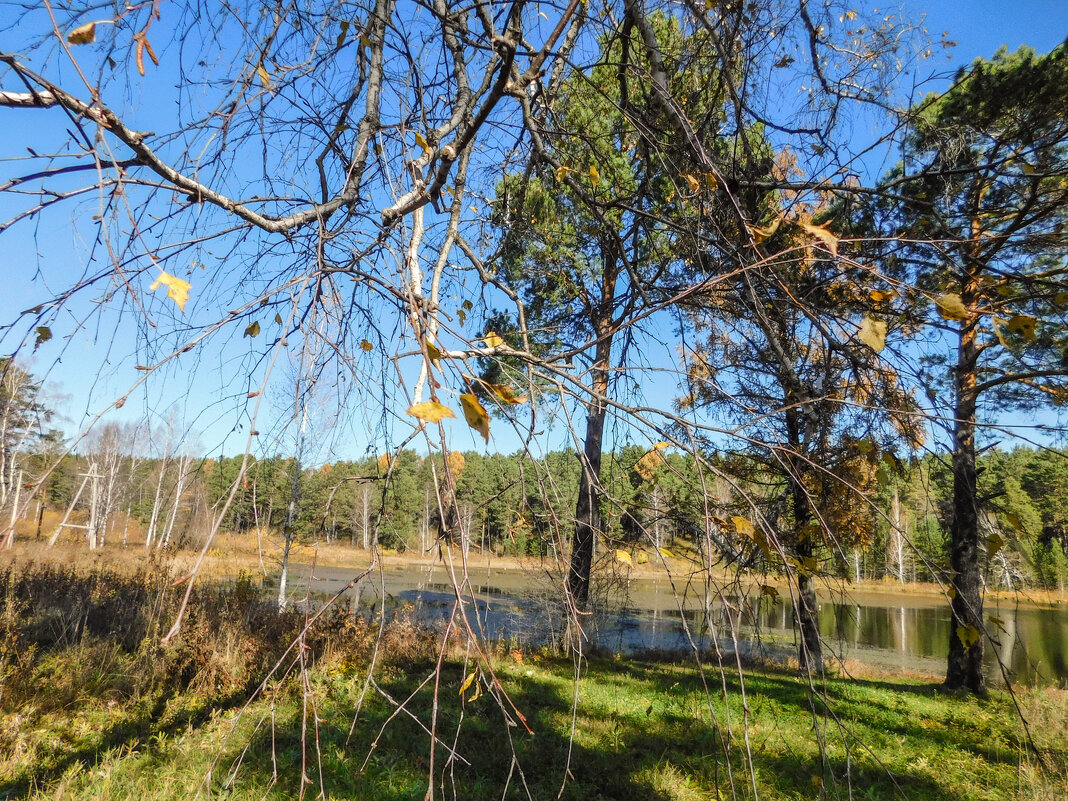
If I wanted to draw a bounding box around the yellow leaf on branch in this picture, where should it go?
[858,317,887,353]
[935,293,969,321]
[482,331,504,348]
[800,221,839,257]
[460,393,490,443]
[1006,314,1037,341]
[615,549,632,565]
[406,400,455,423]
[67,22,97,45]
[149,271,192,312]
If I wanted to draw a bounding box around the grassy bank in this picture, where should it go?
[1,560,1066,800]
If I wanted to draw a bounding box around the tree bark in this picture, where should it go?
[567,333,613,611]
[945,301,987,695]
[786,407,823,672]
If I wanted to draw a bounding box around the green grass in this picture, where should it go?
[7,651,1066,801]
[2,560,1066,801]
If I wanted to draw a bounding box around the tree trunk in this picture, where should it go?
[786,407,823,672]
[567,334,612,611]
[945,307,987,695]
[278,458,301,611]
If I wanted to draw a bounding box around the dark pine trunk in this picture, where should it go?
[786,406,823,672]
[945,291,987,696]
[567,338,611,611]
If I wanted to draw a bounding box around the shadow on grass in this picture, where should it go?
[143,657,1015,801]
[0,683,259,799]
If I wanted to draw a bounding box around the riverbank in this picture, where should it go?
[1,557,1065,799]
[7,535,1066,610]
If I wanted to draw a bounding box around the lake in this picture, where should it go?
[285,561,1068,687]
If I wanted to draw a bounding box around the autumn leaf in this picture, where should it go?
[406,400,455,423]
[376,453,391,473]
[987,531,1005,559]
[34,326,52,349]
[414,132,429,152]
[360,339,374,352]
[800,221,839,257]
[869,288,897,303]
[425,338,442,362]
[555,164,570,182]
[256,63,271,88]
[683,173,700,193]
[858,317,887,353]
[748,216,782,243]
[760,584,779,599]
[244,321,261,338]
[459,671,476,696]
[732,516,755,537]
[67,22,97,45]
[483,382,527,405]
[935,293,969,321]
[482,331,504,349]
[615,549,632,566]
[956,624,981,650]
[1006,314,1037,341]
[149,271,192,312]
[460,393,490,443]
[588,164,600,188]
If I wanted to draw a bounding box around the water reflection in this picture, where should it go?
[289,564,1068,687]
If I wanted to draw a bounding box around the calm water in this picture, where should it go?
[288,563,1068,687]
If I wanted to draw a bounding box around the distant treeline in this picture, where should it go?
[26,439,1068,591]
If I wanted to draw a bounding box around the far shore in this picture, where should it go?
[7,533,1067,611]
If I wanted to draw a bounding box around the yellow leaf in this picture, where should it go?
[377,453,390,473]
[244,321,261,338]
[869,288,897,303]
[800,221,839,257]
[987,531,1005,559]
[683,173,700,193]
[555,164,570,182]
[615,549,632,565]
[703,172,719,190]
[1006,314,1036,342]
[414,132,429,152]
[406,400,455,423]
[1005,512,1024,533]
[956,624,981,650]
[483,382,527,405]
[732,516,755,537]
[459,671,476,696]
[657,547,675,558]
[149,271,192,312]
[482,331,504,348]
[67,22,97,45]
[360,339,374,351]
[256,63,271,88]
[653,441,670,450]
[748,216,781,244]
[425,338,442,361]
[858,317,887,353]
[588,164,600,188]
[935,293,969,321]
[947,586,957,600]
[459,393,490,443]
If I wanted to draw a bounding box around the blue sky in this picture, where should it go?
[1,2,1066,461]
